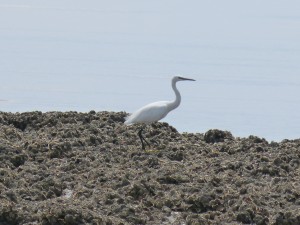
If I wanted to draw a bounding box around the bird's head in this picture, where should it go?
[173,76,196,82]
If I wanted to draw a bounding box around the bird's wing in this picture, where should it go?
[125,101,169,124]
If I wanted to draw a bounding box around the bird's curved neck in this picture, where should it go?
[168,80,181,111]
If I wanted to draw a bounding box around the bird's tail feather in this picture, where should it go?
[124,114,132,125]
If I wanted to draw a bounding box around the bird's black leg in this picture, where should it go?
[138,127,150,150]
[138,128,145,150]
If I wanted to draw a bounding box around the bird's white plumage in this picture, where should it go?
[124,101,170,125]
[124,76,195,126]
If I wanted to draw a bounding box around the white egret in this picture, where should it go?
[124,76,195,150]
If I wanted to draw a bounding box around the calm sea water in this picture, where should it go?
[1,1,300,141]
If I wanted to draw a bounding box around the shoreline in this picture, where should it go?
[0,110,297,143]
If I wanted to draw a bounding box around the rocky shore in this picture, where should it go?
[0,111,299,224]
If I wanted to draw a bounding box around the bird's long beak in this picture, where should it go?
[178,76,196,81]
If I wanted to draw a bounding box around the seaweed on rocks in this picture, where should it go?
[0,111,299,224]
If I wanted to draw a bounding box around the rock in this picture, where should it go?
[0,111,299,224]
[236,211,252,224]
[204,129,233,143]
[274,212,300,225]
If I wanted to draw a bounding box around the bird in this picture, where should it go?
[124,76,195,150]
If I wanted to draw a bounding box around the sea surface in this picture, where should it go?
[1,0,300,141]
